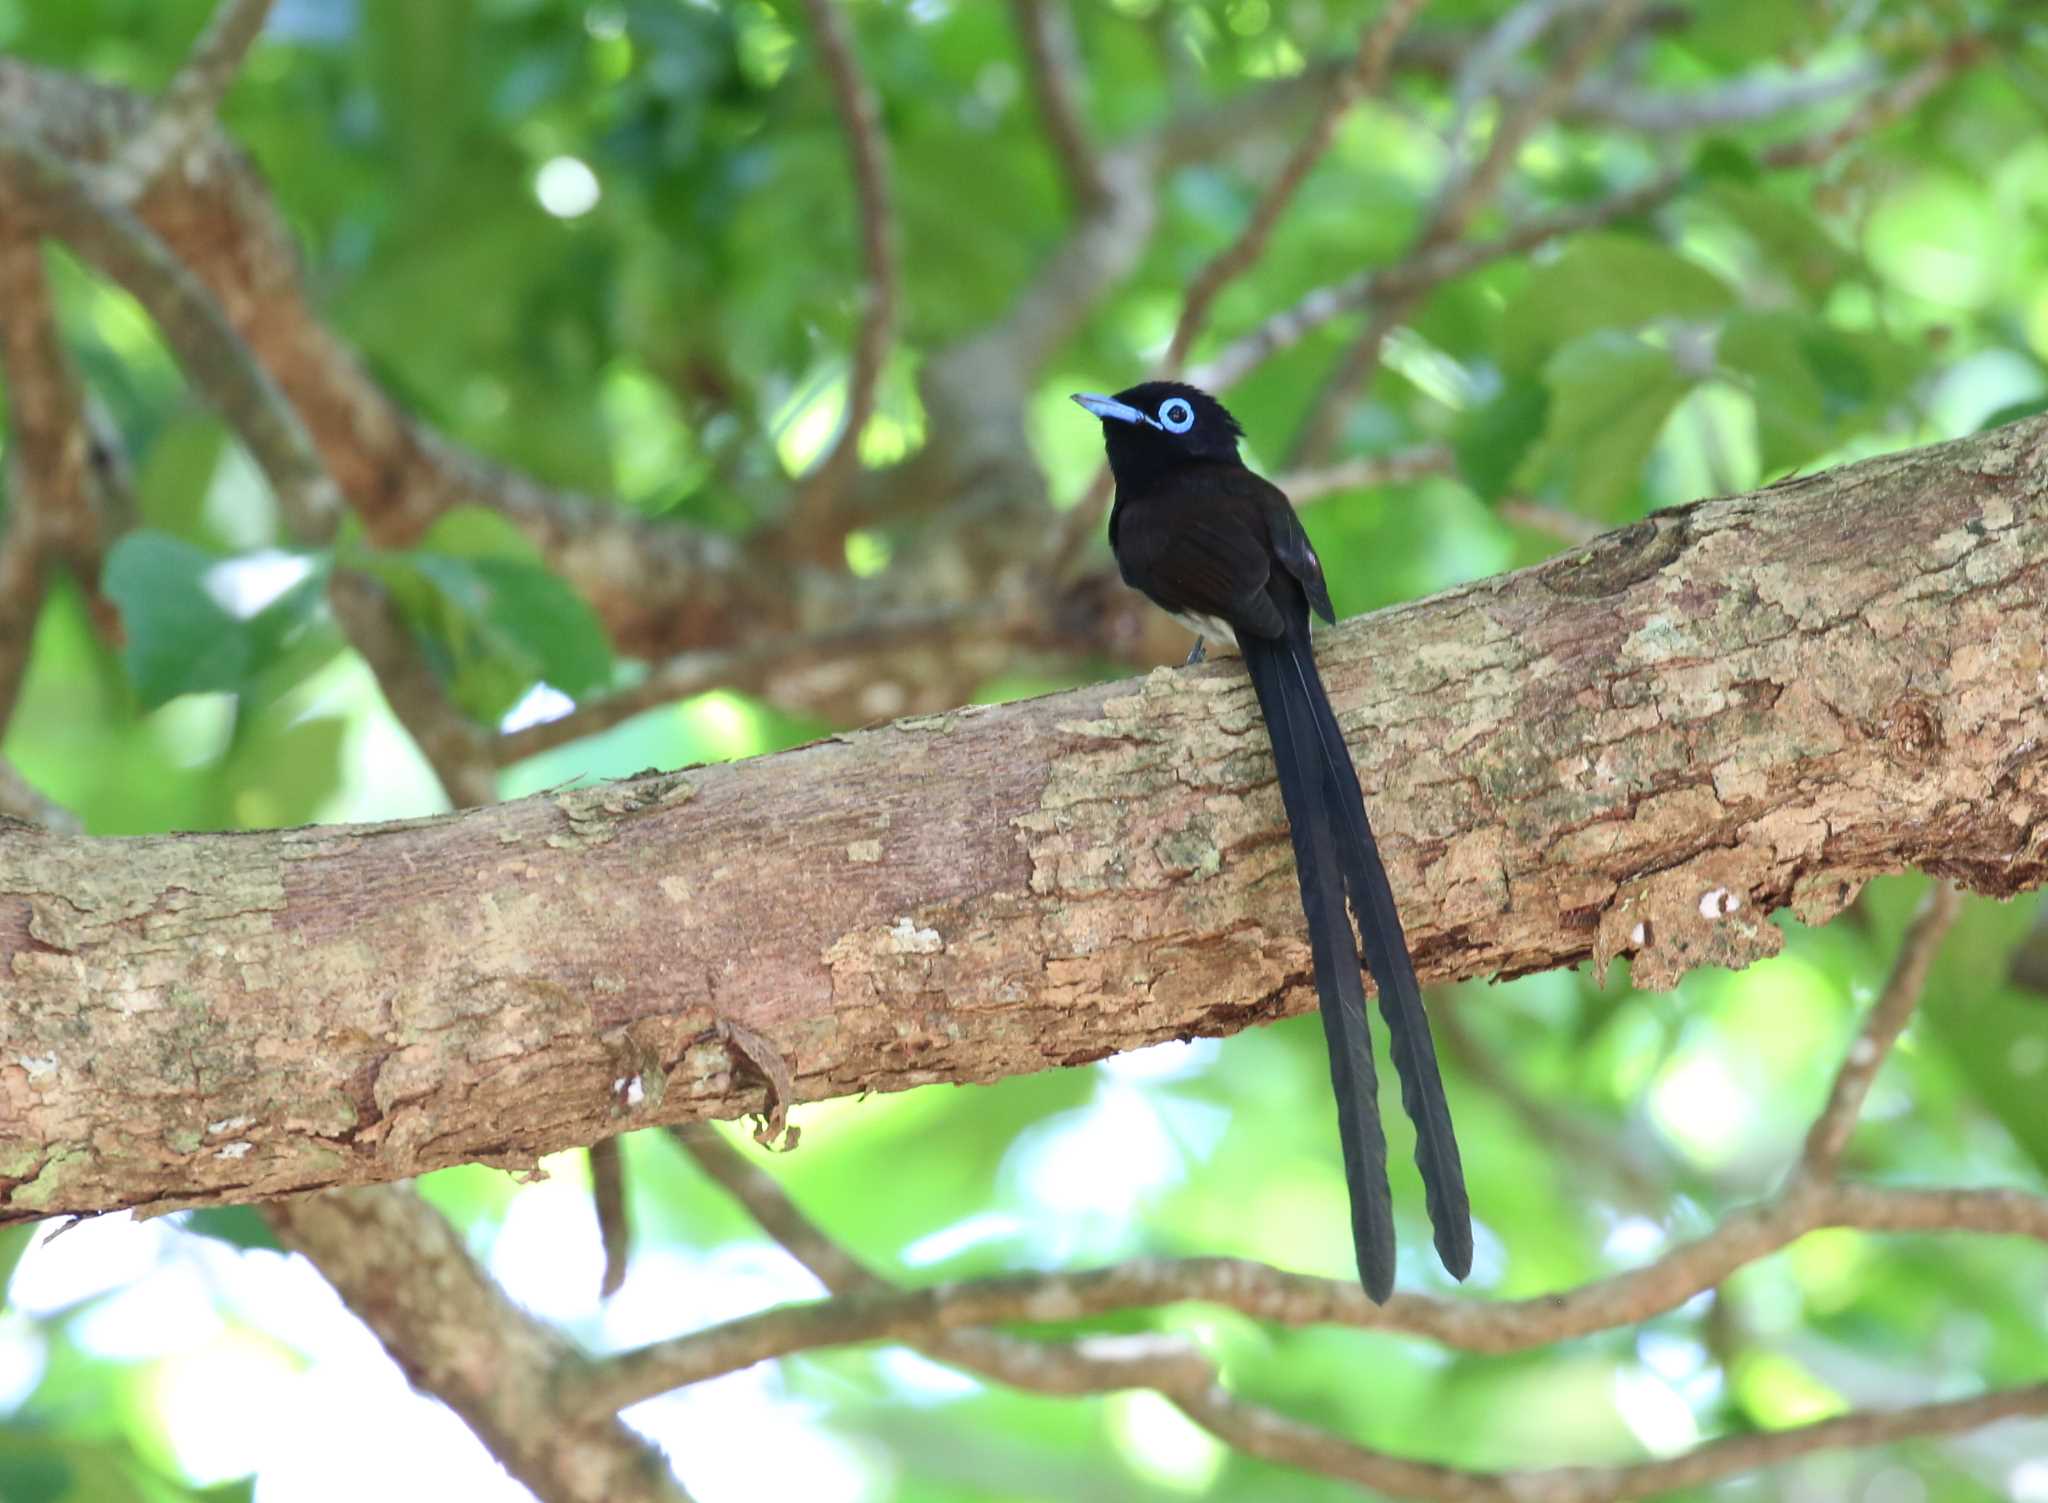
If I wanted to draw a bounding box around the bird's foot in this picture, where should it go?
[1185,637,1207,666]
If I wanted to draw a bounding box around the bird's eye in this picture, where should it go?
[1158,397,1195,433]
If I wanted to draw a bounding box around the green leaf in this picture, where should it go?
[1717,310,1833,473]
[1980,395,2048,431]
[1501,235,1735,373]
[104,533,247,708]
[1534,333,1695,515]
[1800,327,1924,425]
[1455,381,1550,503]
[181,1206,282,1253]
[103,534,329,711]
[1692,137,1761,185]
[468,558,612,698]
[363,551,612,723]
[1684,0,1822,65]
[0,1450,72,1503]
[1708,183,1857,306]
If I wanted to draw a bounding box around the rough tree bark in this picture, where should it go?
[3,417,2045,1222]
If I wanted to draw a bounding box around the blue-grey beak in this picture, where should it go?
[1072,392,1149,426]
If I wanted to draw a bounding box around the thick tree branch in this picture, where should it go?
[0,129,340,541]
[0,240,75,744]
[1,417,2043,1218]
[267,1184,691,1503]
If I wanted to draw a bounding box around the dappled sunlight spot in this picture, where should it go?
[1866,174,1996,309]
[186,1239,370,1363]
[1098,1036,1221,1084]
[1647,1046,1748,1171]
[1001,1081,1194,1260]
[11,1214,167,1315]
[1611,1366,1700,1457]
[149,1331,300,1487]
[1927,348,2047,435]
[306,651,455,821]
[498,680,574,735]
[1381,327,1476,410]
[153,692,237,770]
[597,1244,824,1353]
[1601,1214,1668,1264]
[1108,1390,1227,1493]
[264,1353,536,1503]
[73,1261,225,1360]
[0,1314,45,1413]
[488,1171,607,1327]
[602,365,700,506]
[624,1380,881,1503]
[773,377,846,478]
[684,689,766,762]
[533,155,601,219]
[1731,1349,1848,1429]
[843,528,891,578]
[870,1348,983,1405]
[2014,1458,2048,1502]
[1787,1226,1874,1316]
[201,550,315,618]
[900,1211,1028,1270]
[1636,1330,1708,1385]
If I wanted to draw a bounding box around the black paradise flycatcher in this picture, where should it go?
[1073,381,1471,1301]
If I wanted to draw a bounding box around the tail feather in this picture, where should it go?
[1241,633,1397,1300]
[1288,641,1473,1280]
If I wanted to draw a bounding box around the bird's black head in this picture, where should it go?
[1072,381,1243,487]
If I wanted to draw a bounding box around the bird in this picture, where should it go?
[1072,380,1470,1301]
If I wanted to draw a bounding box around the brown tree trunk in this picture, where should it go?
[3,418,2045,1221]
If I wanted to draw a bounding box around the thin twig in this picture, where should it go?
[0,131,341,542]
[1274,442,1454,506]
[1198,29,1984,402]
[1431,988,1669,1204]
[590,1136,630,1299]
[649,1123,1211,1399]
[1289,0,1646,466]
[1498,497,1605,544]
[1047,0,1429,574]
[576,1179,2048,1412]
[327,569,496,808]
[492,602,987,765]
[101,0,275,202]
[1799,881,1960,1180]
[1174,1380,2048,1503]
[1009,0,1108,205]
[784,0,898,557]
[1166,0,1429,373]
[582,1154,2048,1500]
[0,759,77,831]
